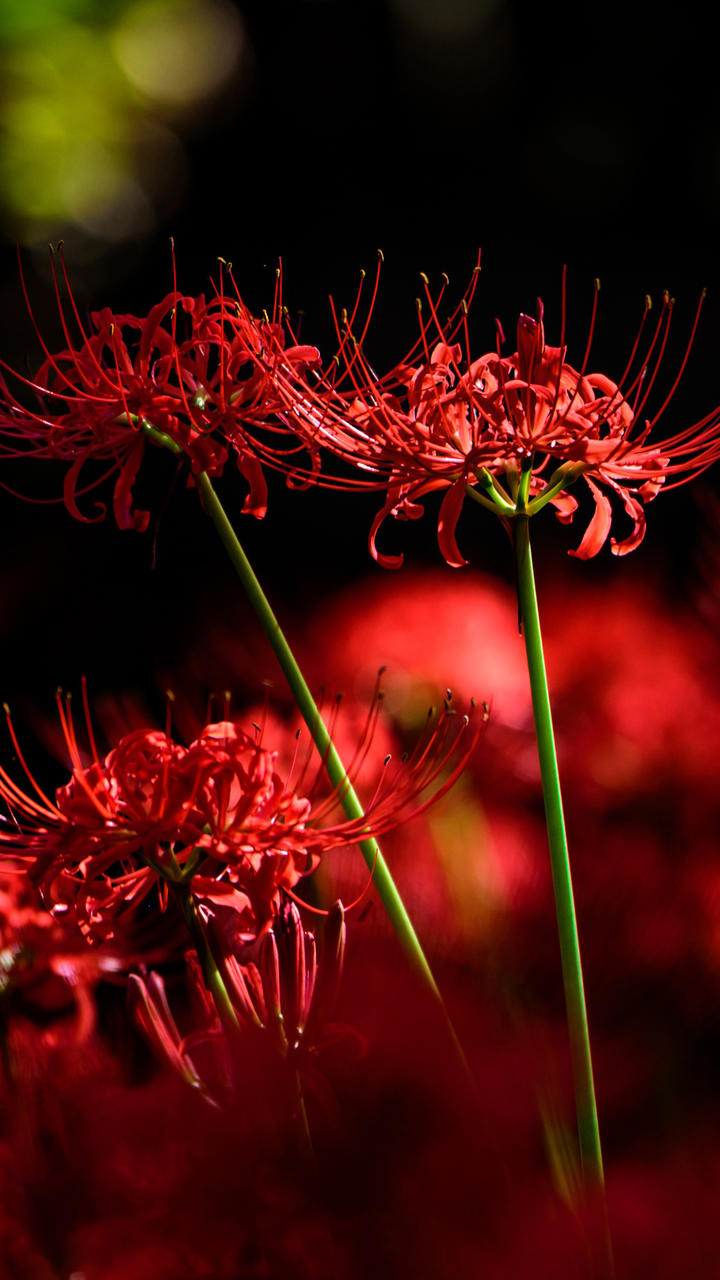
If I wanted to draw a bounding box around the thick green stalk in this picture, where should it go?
[195,473,446,998]
[138,423,467,1069]
[513,514,604,1187]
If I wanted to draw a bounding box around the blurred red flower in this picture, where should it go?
[0,870,124,1046]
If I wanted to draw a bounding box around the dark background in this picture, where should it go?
[0,0,717,709]
[5,15,720,1270]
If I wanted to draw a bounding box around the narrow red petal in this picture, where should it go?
[369,493,405,569]
[112,435,150,532]
[437,476,469,568]
[609,483,647,556]
[568,476,613,559]
[236,453,268,519]
[63,458,106,523]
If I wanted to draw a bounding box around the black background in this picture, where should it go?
[1,0,717,713]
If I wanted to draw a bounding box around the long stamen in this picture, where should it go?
[647,288,706,428]
[2,703,59,816]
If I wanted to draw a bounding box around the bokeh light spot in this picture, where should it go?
[58,143,154,240]
[0,0,248,245]
[112,0,245,108]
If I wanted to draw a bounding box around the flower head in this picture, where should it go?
[0,684,480,948]
[239,256,720,565]
[130,897,350,1106]
[0,250,319,529]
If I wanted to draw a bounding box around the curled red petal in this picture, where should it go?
[113,434,150,532]
[369,491,405,569]
[430,342,462,366]
[638,458,668,501]
[191,877,254,913]
[550,490,579,525]
[568,476,613,559]
[437,475,469,568]
[284,343,322,370]
[63,457,106,523]
[609,482,647,556]
[236,452,268,519]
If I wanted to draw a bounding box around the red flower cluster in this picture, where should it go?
[5,252,717,566]
[235,258,720,564]
[0,689,479,948]
[0,250,320,528]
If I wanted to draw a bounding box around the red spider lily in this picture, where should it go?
[0,685,480,947]
[232,255,720,564]
[129,898,351,1108]
[0,249,320,529]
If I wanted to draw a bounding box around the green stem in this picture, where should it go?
[465,480,510,516]
[468,469,516,515]
[139,423,469,1073]
[513,515,604,1188]
[525,463,584,517]
[195,477,442,988]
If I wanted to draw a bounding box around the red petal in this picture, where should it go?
[437,476,469,568]
[638,458,668,501]
[516,310,544,382]
[430,342,462,366]
[369,491,405,569]
[128,973,199,1083]
[192,877,253,911]
[63,458,106,523]
[237,453,268,519]
[609,483,647,556]
[285,344,322,370]
[113,435,150,532]
[568,476,612,559]
[550,491,579,525]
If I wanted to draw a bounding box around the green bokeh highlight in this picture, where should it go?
[0,0,241,243]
